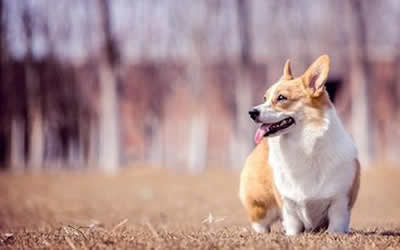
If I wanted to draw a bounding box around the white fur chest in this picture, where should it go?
[268,109,357,203]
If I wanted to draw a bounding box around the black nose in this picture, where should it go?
[248,108,260,120]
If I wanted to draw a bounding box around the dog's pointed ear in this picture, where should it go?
[281,59,293,80]
[302,55,330,97]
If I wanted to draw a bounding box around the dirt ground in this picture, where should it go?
[1,165,400,249]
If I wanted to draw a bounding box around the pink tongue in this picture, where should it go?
[254,124,269,144]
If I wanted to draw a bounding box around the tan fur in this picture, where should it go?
[281,60,293,81]
[239,139,281,223]
[302,55,330,97]
[265,72,332,126]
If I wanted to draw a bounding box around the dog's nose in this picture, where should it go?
[248,108,260,120]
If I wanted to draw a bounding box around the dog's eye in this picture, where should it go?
[277,94,287,102]
[263,96,267,102]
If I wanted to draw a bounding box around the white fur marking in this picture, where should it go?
[327,196,350,233]
[269,107,357,232]
[251,222,268,233]
[282,203,303,235]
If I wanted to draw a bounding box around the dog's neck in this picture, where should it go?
[284,107,334,155]
[268,107,356,169]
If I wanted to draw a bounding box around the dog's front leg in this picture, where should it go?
[327,196,350,233]
[282,202,303,236]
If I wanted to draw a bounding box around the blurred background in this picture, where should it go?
[0,0,399,172]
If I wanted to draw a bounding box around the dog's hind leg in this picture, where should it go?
[239,139,281,233]
[249,204,280,233]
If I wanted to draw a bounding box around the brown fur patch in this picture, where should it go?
[239,139,281,222]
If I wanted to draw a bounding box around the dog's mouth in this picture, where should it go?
[254,117,295,144]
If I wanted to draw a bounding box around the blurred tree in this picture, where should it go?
[3,1,28,171]
[97,0,120,171]
[0,0,398,171]
[21,1,44,170]
[232,0,254,168]
[81,0,100,168]
[0,0,8,168]
[187,30,208,172]
[347,0,373,165]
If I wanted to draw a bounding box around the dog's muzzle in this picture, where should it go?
[249,108,260,121]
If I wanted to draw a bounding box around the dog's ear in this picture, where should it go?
[281,59,293,80]
[302,55,330,97]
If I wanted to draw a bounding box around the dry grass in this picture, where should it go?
[1,166,400,249]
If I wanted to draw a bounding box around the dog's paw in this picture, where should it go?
[285,228,301,236]
[251,222,270,233]
[327,225,349,234]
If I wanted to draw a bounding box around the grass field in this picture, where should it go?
[1,166,400,249]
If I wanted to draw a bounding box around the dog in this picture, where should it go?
[239,55,360,235]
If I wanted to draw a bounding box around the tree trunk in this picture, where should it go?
[188,112,208,172]
[97,0,121,172]
[87,118,98,168]
[347,0,373,166]
[185,19,209,172]
[98,61,119,171]
[387,10,400,164]
[28,105,44,169]
[236,0,252,66]
[231,0,254,168]
[26,65,44,170]
[10,118,25,171]
[148,116,163,166]
[21,2,44,170]
[186,63,208,172]
[231,68,253,169]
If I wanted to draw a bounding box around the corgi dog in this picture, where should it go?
[239,55,360,235]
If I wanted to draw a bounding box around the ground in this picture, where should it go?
[1,165,400,249]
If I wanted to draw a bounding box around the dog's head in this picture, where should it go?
[250,55,332,144]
